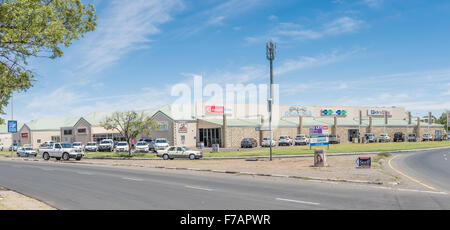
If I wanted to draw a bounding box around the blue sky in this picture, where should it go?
[3,0,450,122]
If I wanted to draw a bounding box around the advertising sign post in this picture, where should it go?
[309,126,330,150]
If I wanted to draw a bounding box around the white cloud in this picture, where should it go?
[363,0,383,8]
[247,16,364,43]
[74,0,184,76]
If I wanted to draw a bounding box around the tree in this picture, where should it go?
[100,111,155,157]
[0,0,97,124]
[437,112,448,131]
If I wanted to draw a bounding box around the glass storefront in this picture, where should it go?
[198,128,221,147]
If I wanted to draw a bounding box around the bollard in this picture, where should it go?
[314,149,327,167]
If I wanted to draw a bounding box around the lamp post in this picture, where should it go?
[266,41,276,161]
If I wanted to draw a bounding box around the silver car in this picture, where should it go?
[17,147,37,157]
[157,146,202,160]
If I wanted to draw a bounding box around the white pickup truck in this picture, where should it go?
[39,143,84,161]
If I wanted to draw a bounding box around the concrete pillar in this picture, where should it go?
[368,117,373,133]
[333,116,338,135]
[259,116,264,145]
[416,117,421,141]
[298,116,303,134]
[408,112,412,125]
[222,114,227,148]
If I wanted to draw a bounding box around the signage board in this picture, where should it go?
[283,107,314,117]
[309,126,329,147]
[321,109,347,117]
[178,122,188,133]
[367,109,391,117]
[8,120,17,133]
[356,157,371,168]
[205,106,225,114]
[154,121,169,131]
[21,133,28,138]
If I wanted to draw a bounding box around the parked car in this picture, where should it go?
[114,141,129,152]
[9,142,19,151]
[72,142,84,151]
[98,139,114,152]
[393,132,405,142]
[0,143,3,151]
[84,142,98,152]
[295,134,309,146]
[378,133,391,143]
[154,138,169,151]
[329,134,341,144]
[241,138,258,148]
[157,146,202,160]
[17,146,37,157]
[261,138,276,147]
[364,133,377,143]
[434,135,444,141]
[407,133,417,142]
[39,143,84,161]
[423,133,433,141]
[139,138,154,144]
[135,141,150,153]
[278,135,293,146]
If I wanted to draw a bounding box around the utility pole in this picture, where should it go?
[266,41,276,161]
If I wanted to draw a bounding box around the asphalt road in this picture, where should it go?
[1,155,450,210]
[389,148,450,193]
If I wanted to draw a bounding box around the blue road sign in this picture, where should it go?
[8,120,17,133]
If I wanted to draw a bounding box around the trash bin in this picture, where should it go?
[353,138,358,143]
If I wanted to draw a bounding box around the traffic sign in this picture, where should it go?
[8,120,17,133]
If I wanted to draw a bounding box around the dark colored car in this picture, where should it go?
[328,134,340,144]
[241,138,258,148]
[393,132,405,142]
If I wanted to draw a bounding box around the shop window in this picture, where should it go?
[64,129,73,135]
[78,128,87,134]
[37,139,41,144]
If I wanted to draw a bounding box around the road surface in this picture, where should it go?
[0,152,450,209]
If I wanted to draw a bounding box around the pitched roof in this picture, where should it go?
[24,117,80,131]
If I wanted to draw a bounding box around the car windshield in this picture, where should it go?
[280,136,286,139]
[61,143,72,148]
[73,143,81,146]
[87,143,96,146]
[137,142,147,146]
[182,147,189,151]
[156,139,167,143]
[25,148,33,151]
[100,141,110,144]
[117,143,127,146]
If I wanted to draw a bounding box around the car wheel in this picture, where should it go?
[163,154,169,160]
[76,156,82,161]
[189,154,195,160]
[62,153,70,161]
[43,153,50,161]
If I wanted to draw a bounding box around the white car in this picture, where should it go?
[261,138,276,147]
[135,141,150,153]
[378,133,391,143]
[84,142,98,152]
[423,133,433,141]
[114,141,129,152]
[157,146,203,160]
[72,142,84,150]
[17,146,37,157]
[154,138,169,151]
[278,135,293,146]
[98,139,114,152]
[295,134,309,145]
[40,143,84,161]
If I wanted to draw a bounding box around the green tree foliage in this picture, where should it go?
[0,0,97,124]
[100,111,156,157]
[437,112,448,130]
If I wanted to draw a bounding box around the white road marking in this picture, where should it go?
[185,185,214,191]
[77,172,94,175]
[276,198,320,206]
[370,186,448,195]
[122,177,144,181]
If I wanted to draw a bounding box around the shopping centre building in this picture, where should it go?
[1,103,445,149]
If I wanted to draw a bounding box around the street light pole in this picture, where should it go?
[266,41,276,161]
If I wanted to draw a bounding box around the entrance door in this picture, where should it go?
[199,128,222,147]
[348,129,360,142]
